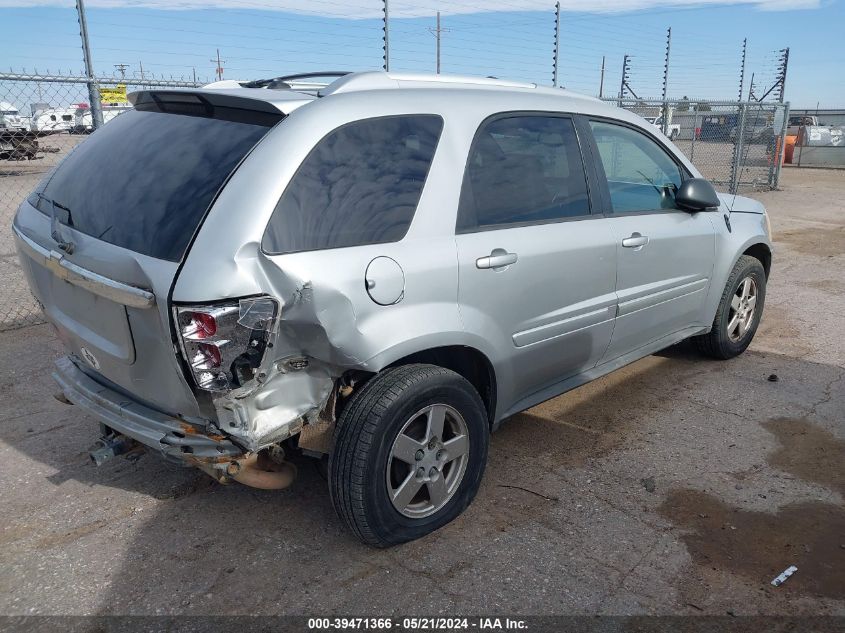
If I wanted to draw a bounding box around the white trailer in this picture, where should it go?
[30,107,77,132]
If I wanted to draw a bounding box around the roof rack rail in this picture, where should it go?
[242,71,352,90]
[318,72,538,97]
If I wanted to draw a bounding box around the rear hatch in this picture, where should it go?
[13,92,284,418]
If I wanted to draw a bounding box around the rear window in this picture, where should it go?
[30,108,276,262]
[262,115,443,255]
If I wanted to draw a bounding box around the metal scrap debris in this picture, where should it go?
[771,565,798,587]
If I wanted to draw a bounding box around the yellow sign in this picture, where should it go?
[100,84,128,104]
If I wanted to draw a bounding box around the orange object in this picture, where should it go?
[784,135,797,164]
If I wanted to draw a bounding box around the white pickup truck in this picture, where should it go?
[644,115,680,140]
[787,115,819,136]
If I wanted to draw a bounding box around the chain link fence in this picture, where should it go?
[0,72,202,331]
[1,74,790,332]
[607,97,790,192]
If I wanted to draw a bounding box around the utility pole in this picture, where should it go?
[427,12,449,74]
[192,67,197,85]
[75,0,103,129]
[599,55,605,98]
[661,27,672,135]
[748,71,755,101]
[382,0,390,71]
[210,49,225,81]
[737,38,747,103]
[114,63,129,80]
[552,2,561,87]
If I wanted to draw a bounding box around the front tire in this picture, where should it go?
[695,255,766,359]
[329,364,489,547]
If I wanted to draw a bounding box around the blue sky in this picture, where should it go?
[0,0,842,108]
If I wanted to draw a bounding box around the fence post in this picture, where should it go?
[382,0,390,71]
[618,54,629,107]
[552,2,560,87]
[690,110,697,162]
[730,103,748,194]
[772,102,790,189]
[661,27,671,136]
[76,0,103,129]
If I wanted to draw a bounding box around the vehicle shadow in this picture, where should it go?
[1,323,842,615]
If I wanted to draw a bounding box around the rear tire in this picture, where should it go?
[695,255,766,359]
[329,364,489,547]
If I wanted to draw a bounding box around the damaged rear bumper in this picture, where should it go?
[52,355,244,463]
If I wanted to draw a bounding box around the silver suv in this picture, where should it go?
[13,72,772,546]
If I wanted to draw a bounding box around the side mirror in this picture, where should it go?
[675,178,721,212]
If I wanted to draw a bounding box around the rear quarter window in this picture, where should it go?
[262,114,443,255]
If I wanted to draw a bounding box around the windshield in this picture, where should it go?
[30,108,277,261]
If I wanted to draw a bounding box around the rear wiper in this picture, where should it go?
[35,192,74,226]
[37,193,76,254]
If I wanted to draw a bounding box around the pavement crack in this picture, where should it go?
[614,536,663,593]
[808,367,845,418]
[496,484,559,501]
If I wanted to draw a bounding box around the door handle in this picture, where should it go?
[476,249,518,270]
[622,232,649,249]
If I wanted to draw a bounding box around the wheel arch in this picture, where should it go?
[702,223,772,334]
[384,345,497,427]
[348,336,500,427]
[742,242,772,278]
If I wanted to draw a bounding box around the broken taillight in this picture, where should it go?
[182,311,217,339]
[174,297,278,392]
[191,342,222,371]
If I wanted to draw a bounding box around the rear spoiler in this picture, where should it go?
[129,88,312,120]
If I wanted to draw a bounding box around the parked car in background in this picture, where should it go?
[14,71,773,546]
[730,123,774,144]
[787,115,819,136]
[644,115,680,140]
[700,113,736,141]
[729,109,774,144]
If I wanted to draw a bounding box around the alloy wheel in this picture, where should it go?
[727,276,758,342]
[386,404,470,518]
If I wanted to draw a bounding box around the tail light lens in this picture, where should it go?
[175,297,278,392]
[182,311,217,339]
[191,343,222,371]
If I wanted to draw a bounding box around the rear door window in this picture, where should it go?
[31,108,277,262]
[456,114,591,232]
[262,115,443,255]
